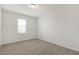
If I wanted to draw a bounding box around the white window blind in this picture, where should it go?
[17,19,26,33]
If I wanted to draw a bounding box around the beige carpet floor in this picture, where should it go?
[0,39,79,55]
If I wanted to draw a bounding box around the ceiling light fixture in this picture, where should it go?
[28,4,39,8]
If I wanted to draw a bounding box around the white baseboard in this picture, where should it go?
[38,37,79,52]
[2,38,36,45]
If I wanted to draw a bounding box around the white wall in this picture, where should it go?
[2,10,37,44]
[0,8,2,46]
[38,5,79,51]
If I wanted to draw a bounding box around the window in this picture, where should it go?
[17,19,26,33]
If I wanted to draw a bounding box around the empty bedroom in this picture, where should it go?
[0,4,79,55]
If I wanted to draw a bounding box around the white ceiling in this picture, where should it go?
[0,4,58,18]
[0,4,79,18]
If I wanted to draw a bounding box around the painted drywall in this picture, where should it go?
[0,8,2,46]
[38,6,79,51]
[2,10,37,44]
